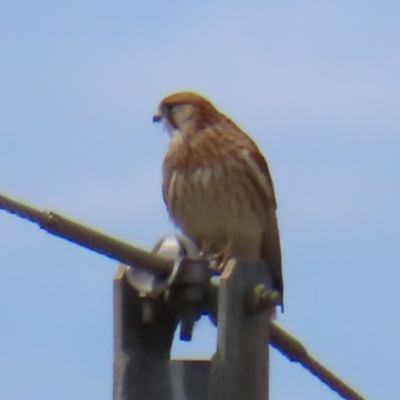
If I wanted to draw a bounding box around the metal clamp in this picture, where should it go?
[124,234,214,340]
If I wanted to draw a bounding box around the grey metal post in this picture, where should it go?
[113,258,273,400]
[210,259,273,400]
[113,265,178,400]
[113,265,211,400]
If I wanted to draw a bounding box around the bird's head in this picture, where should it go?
[153,92,220,135]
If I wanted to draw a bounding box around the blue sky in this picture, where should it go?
[1,2,399,399]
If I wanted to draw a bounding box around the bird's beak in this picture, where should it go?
[152,112,162,123]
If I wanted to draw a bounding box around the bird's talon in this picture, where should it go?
[207,253,232,272]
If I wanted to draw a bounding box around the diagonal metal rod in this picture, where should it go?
[0,193,173,277]
[0,192,366,400]
[270,323,365,400]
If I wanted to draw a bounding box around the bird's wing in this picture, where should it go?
[242,141,284,309]
[261,208,284,308]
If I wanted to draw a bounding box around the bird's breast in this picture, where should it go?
[163,162,264,257]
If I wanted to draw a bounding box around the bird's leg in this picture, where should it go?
[199,240,212,258]
[199,241,222,270]
[199,241,234,272]
[209,241,234,272]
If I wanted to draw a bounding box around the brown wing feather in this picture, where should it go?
[238,133,284,308]
[261,208,284,309]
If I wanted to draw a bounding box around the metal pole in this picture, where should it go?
[210,259,273,400]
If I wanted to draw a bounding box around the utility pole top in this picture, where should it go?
[113,237,276,400]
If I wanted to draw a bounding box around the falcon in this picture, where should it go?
[153,92,284,309]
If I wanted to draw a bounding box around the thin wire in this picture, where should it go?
[270,323,366,400]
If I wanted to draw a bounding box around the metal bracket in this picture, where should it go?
[124,234,215,341]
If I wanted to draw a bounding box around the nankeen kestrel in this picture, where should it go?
[153,92,284,309]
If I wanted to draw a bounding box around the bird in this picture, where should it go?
[153,92,284,310]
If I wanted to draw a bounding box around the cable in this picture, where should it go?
[0,192,173,277]
[0,192,367,399]
[270,323,366,400]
